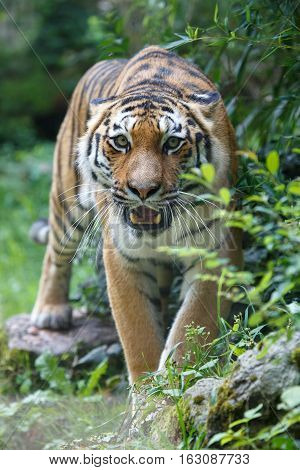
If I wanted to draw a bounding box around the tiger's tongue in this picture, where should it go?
[129,207,161,225]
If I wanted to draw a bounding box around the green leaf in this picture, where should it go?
[287,181,300,195]
[205,258,224,269]
[197,358,219,371]
[214,3,219,23]
[245,5,251,23]
[266,150,279,175]
[229,344,245,356]
[35,353,72,394]
[162,388,181,398]
[207,432,227,447]
[249,312,263,327]
[256,346,269,360]
[236,150,258,161]
[201,163,215,183]
[244,403,263,419]
[246,195,264,203]
[280,386,300,410]
[219,187,231,206]
[81,359,108,397]
[221,434,235,445]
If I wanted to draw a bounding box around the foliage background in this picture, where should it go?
[0,0,299,450]
[0,0,299,317]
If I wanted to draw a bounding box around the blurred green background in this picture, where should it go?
[0,0,299,319]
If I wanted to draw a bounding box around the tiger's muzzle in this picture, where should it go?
[123,205,172,233]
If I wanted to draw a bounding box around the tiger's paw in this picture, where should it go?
[31,304,72,330]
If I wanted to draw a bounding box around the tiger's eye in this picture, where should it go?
[113,135,129,148]
[165,136,182,151]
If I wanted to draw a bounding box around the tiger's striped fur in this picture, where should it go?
[31,46,242,382]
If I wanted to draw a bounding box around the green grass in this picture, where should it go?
[0,392,127,450]
[0,143,97,322]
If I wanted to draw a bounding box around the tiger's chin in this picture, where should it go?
[123,205,172,235]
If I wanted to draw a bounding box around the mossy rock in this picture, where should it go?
[291,347,300,369]
[150,404,181,447]
[183,377,223,430]
[128,331,300,448]
[206,331,300,440]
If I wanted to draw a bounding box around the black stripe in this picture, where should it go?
[128,79,183,98]
[161,106,174,113]
[87,133,93,157]
[120,94,167,106]
[127,50,177,68]
[138,270,157,283]
[52,246,75,258]
[195,132,203,167]
[138,289,161,309]
[94,133,100,167]
[85,62,125,125]
[68,102,76,168]
[181,182,200,192]
[204,135,212,162]
[127,49,212,86]
[84,62,110,90]
[53,261,66,268]
[60,206,86,233]
[159,286,170,296]
[148,258,172,269]
[186,128,193,144]
[122,101,159,113]
[117,247,138,263]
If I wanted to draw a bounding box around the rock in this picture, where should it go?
[76,343,122,366]
[183,377,223,429]
[149,403,182,446]
[76,346,108,365]
[128,394,180,447]
[5,311,119,356]
[107,343,122,356]
[128,331,300,446]
[128,378,222,447]
[206,331,300,439]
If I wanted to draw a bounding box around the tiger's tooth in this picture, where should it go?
[130,212,139,224]
[153,213,161,224]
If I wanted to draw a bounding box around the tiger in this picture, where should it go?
[31,46,242,383]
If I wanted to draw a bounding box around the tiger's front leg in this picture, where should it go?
[103,239,164,383]
[31,187,85,329]
[159,228,243,368]
[158,278,221,368]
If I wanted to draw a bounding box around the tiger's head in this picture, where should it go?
[78,90,235,238]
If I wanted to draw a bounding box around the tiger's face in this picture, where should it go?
[78,91,230,237]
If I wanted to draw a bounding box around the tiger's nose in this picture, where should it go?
[127,182,161,200]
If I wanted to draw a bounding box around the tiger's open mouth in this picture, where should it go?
[124,206,171,232]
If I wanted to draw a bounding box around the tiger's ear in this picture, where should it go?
[89,96,119,116]
[184,89,221,120]
[188,90,220,106]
